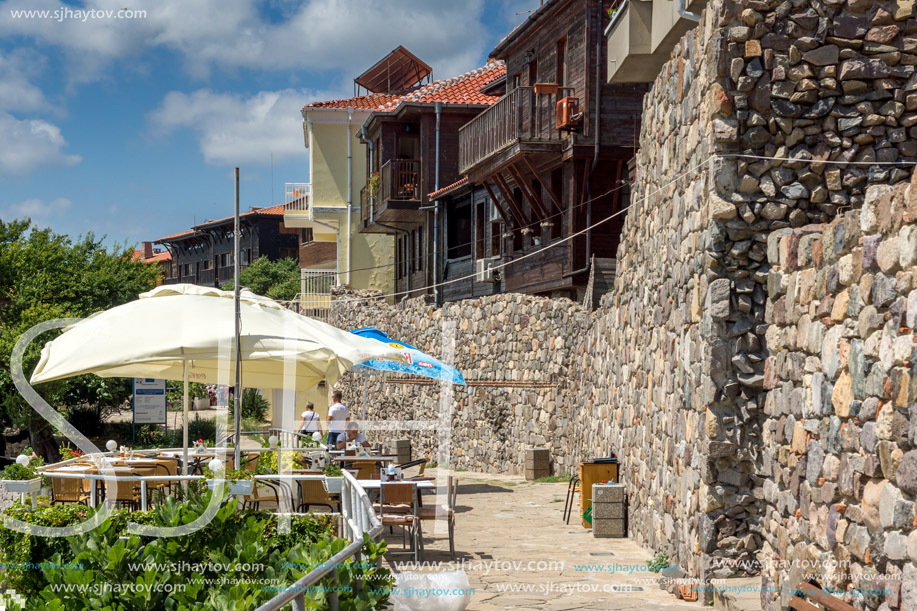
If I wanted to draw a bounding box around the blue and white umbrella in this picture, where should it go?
[350,327,466,386]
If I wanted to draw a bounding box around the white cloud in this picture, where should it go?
[0,50,49,112]
[0,112,81,174]
[149,88,314,165]
[0,0,489,82]
[1,197,72,219]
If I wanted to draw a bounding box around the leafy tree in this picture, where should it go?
[0,218,160,460]
[222,256,300,301]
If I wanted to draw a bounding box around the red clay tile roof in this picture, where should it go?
[156,202,290,243]
[156,229,197,242]
[192,202,287,229]
[306,93,405,110]
[304,61,506,113]
[389,62,507,107]
[429,177,470,199]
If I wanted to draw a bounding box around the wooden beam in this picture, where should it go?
[788,597,823,611]
[522,155,562,214]
[507,162,549,219]
[493,173,528,227]
[483,181,513,227]
[792,579,858,611]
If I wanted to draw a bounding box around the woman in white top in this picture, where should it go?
[299,403,323,435]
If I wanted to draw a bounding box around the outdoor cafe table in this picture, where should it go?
[331,456,395,464]
[356,479,435,492]
[159,450,235,473]
[356,478,436,507]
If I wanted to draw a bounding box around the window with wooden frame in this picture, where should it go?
[556,38,567,87]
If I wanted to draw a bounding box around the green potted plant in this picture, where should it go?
[2,457,42,495]
[322,462,344,494]
[205,467,255,496]
[368,171,381,198]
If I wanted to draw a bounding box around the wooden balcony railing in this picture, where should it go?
[361,160,422,227]
[381,159,421,203]
[458,86,575,173]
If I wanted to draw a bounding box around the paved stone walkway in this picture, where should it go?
[383,468,699,610]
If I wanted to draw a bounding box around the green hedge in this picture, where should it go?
[1,491,391,610]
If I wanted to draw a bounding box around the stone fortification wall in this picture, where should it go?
[761,179,917,610]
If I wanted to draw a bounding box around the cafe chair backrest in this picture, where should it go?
[380,482,415,506]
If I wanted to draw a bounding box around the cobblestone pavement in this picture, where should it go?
[383,469,699,610]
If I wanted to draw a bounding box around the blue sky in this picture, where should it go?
[0,0,535,246]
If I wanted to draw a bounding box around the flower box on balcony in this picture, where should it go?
[533,82,559,95]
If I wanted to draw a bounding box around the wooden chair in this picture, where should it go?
[137,462,174,507]
[354,462,378,480]
[788,577,858,611]
[297,478,340,513]
[242,481,280,511]
[242,452,260,472]
[378,482,423,561]
[49,472,90,505]
[417,476,458,560]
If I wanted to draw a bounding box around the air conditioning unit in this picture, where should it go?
[555,96,582,130]
[475,258,499,283]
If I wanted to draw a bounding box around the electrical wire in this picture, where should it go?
[340,154,716,303]
[305,151,917,301]
[720,153,917,166]
[315,177,635,277]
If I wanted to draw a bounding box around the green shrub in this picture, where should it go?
[322,463,343,477]
[0,502,94,593]
[188,415,217,442]
[64,404,105,437]
[647,552,670,573]
[229,388,270,422]
[1,463,35,481]
[1,491,392,608]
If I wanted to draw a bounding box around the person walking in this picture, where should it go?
[299,402,322,437]
[326,390,349,448]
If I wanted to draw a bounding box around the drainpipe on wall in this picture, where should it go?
[433,101,443,305]
[365,128,375,225]
[678,0,701,21]
[345,107,354,287]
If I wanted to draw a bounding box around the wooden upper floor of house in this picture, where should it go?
[459,0,648,178]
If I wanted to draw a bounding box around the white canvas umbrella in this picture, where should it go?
[30,284,404,472]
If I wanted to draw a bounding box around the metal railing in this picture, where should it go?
[284,183,312,212]
[294,270,339,322]
[255,471,383,611]
[458,86,575,172]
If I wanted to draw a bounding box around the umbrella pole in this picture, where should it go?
[182,361,189,477]
[233,167,242,469]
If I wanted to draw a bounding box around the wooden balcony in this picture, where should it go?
[361,159,425,232]
[458,86,574,175]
